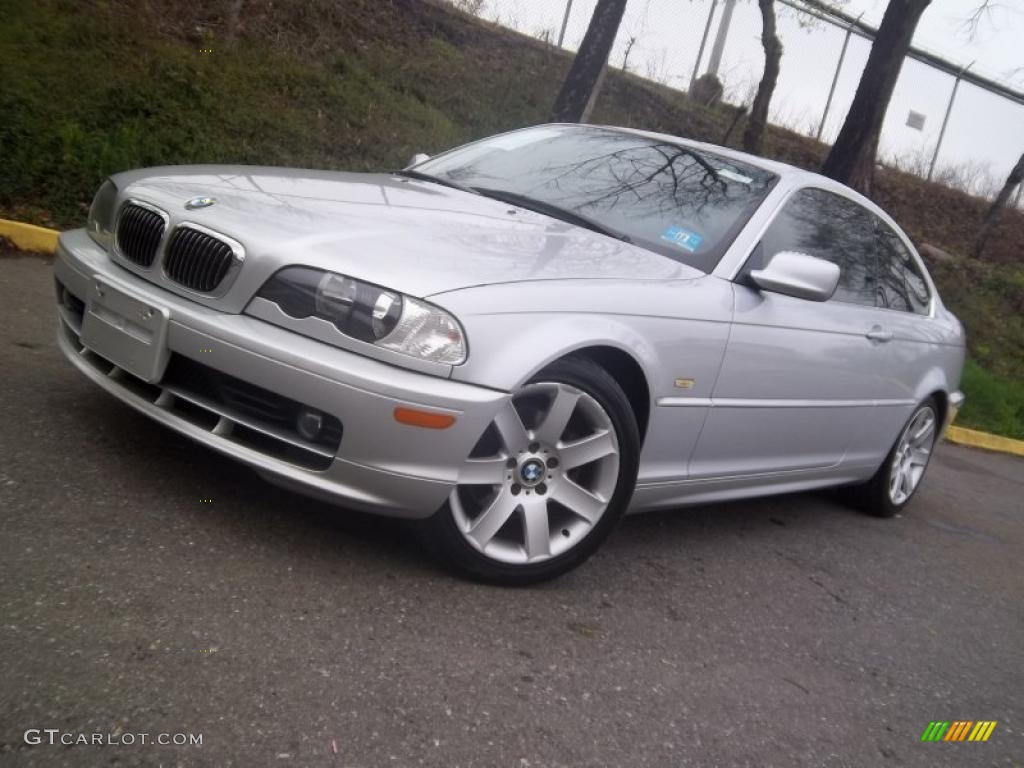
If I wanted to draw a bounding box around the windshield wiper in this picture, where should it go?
[393,169,480,196]
[471,188,633,243]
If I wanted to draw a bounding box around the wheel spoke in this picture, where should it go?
[551,478,606,523]
[449,485,470,521]
[458,457,508,485]
[521,498,551,560]
[912,415,935,445]
[560,429,616,470]
[535,386,580,445]
[493,400,529,453]
[909,447,931,467]
[467,490,515,549]
[910,464,923,489]
[899,466,912,497]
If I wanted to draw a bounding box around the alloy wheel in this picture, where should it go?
[888,405,937,505]
[449,381,621,564]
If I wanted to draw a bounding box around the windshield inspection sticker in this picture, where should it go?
[718,168,754,185]
[661,226,703,252]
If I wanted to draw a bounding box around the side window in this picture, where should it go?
[874,218,931,314]
[758,188,877,307]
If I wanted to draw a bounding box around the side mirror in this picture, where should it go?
[750,251,839,302]
[406,153,431,168]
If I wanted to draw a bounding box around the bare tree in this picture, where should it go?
[550,0,628,123]
[742,0,783,155]
[225,0,244,47]
[961,0,1003,36]
[821,0,931,195]
[621,35,638,73]
[961,0,1022,258]
[973,152,1024,258]
[723,104,748,145]
[581,63,611,123]
[449,0,487,15]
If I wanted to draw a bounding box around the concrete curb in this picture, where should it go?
[0,218,59,253]
[946,425,1024,457]
[2,220,1022,459]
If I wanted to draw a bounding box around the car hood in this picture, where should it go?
[113,165,700,299]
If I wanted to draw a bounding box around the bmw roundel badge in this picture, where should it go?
[520,459,545,485]
[185,196,216,210]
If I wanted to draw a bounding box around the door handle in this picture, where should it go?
[866,326,893,343]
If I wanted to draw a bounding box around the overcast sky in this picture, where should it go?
[846,0,1022,85]
[483,0,1024,193]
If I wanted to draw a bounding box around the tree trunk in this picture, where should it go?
[722,104,747,145]
[821,0,931,196]
[225,0,244,47]
[973,152,1024,258]
[550,0,628,123]
[580,58,610,123]
[742,0,782,155]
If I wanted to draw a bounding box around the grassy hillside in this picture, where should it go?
[1,0,1021,436]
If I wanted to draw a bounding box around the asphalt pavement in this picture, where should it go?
[1,254,1021,767]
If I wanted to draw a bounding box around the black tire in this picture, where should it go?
[851,397,940,518]
[417,356,640,585]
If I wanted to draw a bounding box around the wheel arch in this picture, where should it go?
[451,316,658,440]
[558,345,651,445]
[912,366,954,429]
[926,389,948,428]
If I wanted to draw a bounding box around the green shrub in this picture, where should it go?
[956,359,1024,440]
[0,1,462,222]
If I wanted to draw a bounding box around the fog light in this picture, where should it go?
[296,408,325,441]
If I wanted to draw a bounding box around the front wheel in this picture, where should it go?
[853,398,939,517]
[418,356,640,585]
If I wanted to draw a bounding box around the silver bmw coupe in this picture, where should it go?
[54,124,965,583]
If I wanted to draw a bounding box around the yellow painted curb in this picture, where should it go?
[946,425,1024,457]
[0,218,59,253]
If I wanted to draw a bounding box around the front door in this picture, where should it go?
[689,187,904,479]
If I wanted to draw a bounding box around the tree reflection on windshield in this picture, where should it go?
[419,126,777,273]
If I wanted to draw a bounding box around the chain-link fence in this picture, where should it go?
[451,0,1024,208]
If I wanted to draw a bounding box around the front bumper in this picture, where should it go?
[53,229,507,518]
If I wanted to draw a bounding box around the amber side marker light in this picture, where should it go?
[393,407,457,430]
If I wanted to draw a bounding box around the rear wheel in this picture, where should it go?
[854,398,939,517]
[418,356,640,585]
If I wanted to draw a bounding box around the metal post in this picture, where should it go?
[817,14,862,141]
[928,61,973,181]
[690,0,719,91]
[705,0,737,77]
[557,0,574,48]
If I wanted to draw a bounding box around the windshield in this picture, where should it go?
[416,125,777,273]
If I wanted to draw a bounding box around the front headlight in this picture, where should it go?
[252,266,467,365]
[87,179,118,251]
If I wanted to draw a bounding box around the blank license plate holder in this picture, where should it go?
[80,277,170,383]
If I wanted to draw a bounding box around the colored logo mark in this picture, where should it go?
[660,225,703,252]
[921,721,997,742]
[185,196,216,210]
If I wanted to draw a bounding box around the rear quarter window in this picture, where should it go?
[874,220,931,314]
